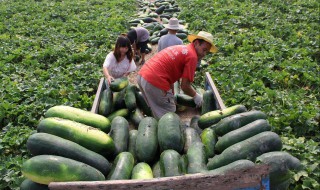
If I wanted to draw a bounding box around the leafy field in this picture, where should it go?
[0,0,136,189]
[178,0,319,137]
[0,0,319,189]
[177,0,319,188]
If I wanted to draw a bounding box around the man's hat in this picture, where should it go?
[163,18,184,30]
[187,31,218,53]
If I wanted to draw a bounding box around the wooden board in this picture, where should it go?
[91,78,105,113]
[205,72,226,109]
[49,165,269,190]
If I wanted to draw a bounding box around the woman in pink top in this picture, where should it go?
[103,34,136,87]
[137,31,218,119]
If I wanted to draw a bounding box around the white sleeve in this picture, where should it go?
[127,59,137,73]
[102,52,114,68]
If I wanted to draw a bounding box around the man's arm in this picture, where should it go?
[180,78,203,107]
[180,78,197,97]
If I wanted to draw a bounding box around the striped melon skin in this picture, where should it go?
[27,133,111,176]
[189,115,203,135]
[20,179,49,190]
[198,105,247,129]
[256,151,303,189]
[135,91,153,117]
[183,127,201,154]
[22,155,105,185]
[45,105,111,133]
[131,162,153,179]
[179,154,188,175]
[205,160,255,175]
[125,84,138,111]
[110,77,129,92]
[107,152,135,180]
[111,90,127,112]
[215,119,271,153]
[207,131,283,170]
[129,108,144,127]
[135,117,158,163]
[201,90,218,115]
[176,94,196,107]
[107,108,129,122]
[158,112,184,153]
[99,88,113,117]
[200,127,217,159]
[160,149,182,177]
[152,161,162,178]
[109,116,129,156]
[128,129,138,162]
[37,117,115,157]
[213,110,268,136]
[187,142,208,174]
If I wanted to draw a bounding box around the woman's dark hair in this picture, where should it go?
[113,34,133,62]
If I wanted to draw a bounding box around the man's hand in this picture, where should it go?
[193,93,203,108]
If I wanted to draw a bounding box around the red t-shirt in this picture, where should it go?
[139,44,198,91]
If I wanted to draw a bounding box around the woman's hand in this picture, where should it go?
[103,67,114,85]
[106,75,114,85]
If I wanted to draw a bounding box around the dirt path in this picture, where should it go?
[127,0,164,85]
[127,44,158,85]
[126,0,199,124]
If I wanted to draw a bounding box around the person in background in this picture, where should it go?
[103,34,136,87]
[158,17,184,105]
[127,27,150,65]
[158,17,183,52]
[137,31,218,119]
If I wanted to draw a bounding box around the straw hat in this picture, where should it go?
[163,18,184,30]
[187,31,218,53]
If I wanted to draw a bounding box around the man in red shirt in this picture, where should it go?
[137,31,218,119]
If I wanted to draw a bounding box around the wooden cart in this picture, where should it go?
[49,72,270,190]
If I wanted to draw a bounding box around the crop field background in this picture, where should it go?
[0,0,319,189]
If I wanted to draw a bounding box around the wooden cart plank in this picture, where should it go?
[91,78,105,113]
[49,165,269,190]
[205,72,226,110]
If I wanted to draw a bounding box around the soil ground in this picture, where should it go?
[127,0,199,124]
[127,44,158,85]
